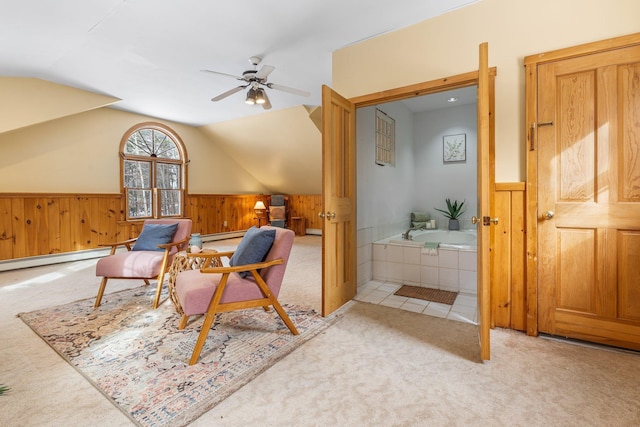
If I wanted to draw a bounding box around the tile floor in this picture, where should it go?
[355,280,478,324]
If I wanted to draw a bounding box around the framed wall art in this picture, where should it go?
[443,133,466,163]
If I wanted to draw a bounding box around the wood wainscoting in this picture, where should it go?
[492,182,526,331]
[0,193,322,261]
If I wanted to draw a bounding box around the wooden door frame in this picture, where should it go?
[523,32,640,337]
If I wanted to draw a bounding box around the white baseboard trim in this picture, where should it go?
[0,248,113,272]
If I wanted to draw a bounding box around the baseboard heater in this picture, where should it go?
[0,231,248,272]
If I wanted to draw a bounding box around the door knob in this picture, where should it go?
[326,211,336,220]
[542,210,554,220]
[318,212,325,219]
[471,216,479,224]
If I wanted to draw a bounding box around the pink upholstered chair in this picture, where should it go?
[95,218,192,309]
[175,226,298,365]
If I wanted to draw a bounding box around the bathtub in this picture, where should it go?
[371,228,477,293]
[379,229,477,250]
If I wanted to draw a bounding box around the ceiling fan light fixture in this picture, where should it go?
[245,88,257,105]
[255,88,266,104]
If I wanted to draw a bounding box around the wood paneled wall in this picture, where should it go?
[0,193,322,261]
[491,183,526,331]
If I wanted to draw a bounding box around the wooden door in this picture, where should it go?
[477,42,492,361]
[321,85,357,316]
[536,44,640,350]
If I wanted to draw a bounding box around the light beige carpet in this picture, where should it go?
[1,235,640,426]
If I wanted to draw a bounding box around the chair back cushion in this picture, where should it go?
[259,226,294,297]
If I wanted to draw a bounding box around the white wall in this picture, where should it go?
[357,102,416,240]
[412,103,477,228]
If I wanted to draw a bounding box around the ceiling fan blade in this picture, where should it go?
[201,69,244,80]
[261,90,272,110]
[267,83,310,97]
[255,65,275,80]
[211,85,246,102]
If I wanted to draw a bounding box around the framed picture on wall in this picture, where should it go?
[443,133,466,163]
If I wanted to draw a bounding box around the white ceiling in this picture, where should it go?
[401,86,477,113]
[0,0,480,127]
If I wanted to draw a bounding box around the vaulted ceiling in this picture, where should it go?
[0,0,479,126]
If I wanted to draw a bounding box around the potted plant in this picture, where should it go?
[435,198,466,230]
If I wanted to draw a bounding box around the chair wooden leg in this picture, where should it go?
[94,277,109,308]
[252,275,299,335]
[189,274,229,365]
[178,314,189,330]
[270,298,299,335]
[152,270,166,309]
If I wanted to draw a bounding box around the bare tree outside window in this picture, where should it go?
[120,124,187,220]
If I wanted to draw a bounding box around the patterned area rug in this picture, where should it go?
[18,286,337,427]
[394,285,458,305]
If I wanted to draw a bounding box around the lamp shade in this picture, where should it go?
[245,88,257,105]
[255,88,266,104]
[253,201,266,210]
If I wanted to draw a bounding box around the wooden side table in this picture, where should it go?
[167,250,222,315]
[290,216,306,236]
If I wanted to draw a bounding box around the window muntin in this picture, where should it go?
[121,123,186,220]
[125,128,180,159]
[375,108,395,167]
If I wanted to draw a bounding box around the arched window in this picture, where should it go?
[120,122,187,220]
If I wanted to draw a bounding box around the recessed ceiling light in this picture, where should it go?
[447,97,458,103]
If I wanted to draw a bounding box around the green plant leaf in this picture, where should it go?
[434,198,465,219]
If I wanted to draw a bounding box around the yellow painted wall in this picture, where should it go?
[0,107,269,194]
[332,0,640,181]
[198,105,322,195]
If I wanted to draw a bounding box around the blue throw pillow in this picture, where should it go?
[132,223,179,251]
[230,226,276,278]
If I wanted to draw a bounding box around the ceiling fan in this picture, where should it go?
[202,56,310,110]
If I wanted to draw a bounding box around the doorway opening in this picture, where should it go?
[354,85,479,324]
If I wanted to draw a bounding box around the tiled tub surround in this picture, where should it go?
[372,230,477,294]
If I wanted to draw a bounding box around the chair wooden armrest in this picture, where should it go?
[98,238,138,254]
[157,236,190,251]
[185,250,235,259]
[200,258,284,274]
[98,238,137,248]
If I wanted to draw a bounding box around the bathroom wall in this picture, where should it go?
[412,103,477,228]
[356,101,416,239]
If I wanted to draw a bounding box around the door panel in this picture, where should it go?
[618,231,640,320]
[477,42,491,361]
[537,44,640,350]
[321,85,357,316]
